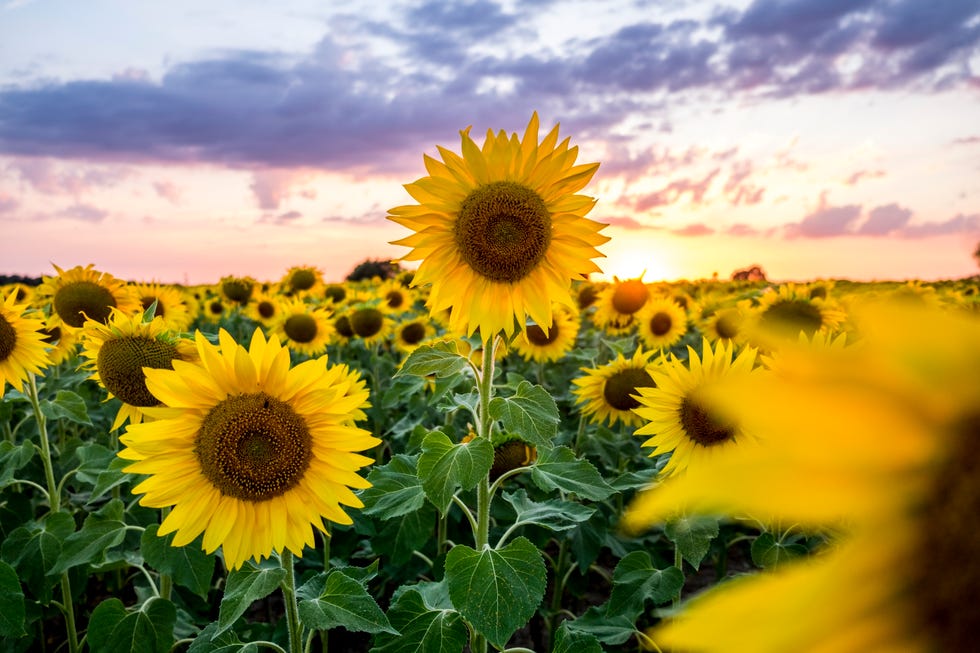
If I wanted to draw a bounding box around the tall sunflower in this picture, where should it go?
[78,308,197,430]
[572,348,661,428]
[36,264,139,331]
[0,291,50,393]
[119,328,378,570]
[624,301,980,653]
[512,305,581,363]
[387,112,609,339]
[271,298,333,357]
[632,339,761,477]
[636,296,688,351]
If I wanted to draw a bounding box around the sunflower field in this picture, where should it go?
[1,116,979,653]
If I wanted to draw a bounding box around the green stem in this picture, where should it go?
[159,507,173,601]
[320,527,331,653]
[280,551,304,653]
[26,374,79,653]
[673,542,683,608]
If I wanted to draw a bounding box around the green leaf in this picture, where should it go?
[0,511,74,602]
[664,516,720,570]
[0,440,35,489]
[141,524,216,599]
[298,569,397,634]
[87,597,176,653]
[488,380,560,448]
[215,561,286,636]
[0,559,25,637]
[50,510,128,574]
[360,455,426,519]
[551,622,603,653]
[530,446,615,501]
[373,504,437,565]
[39,390,92,426]
[73,443,116,487]
[445,537,547,649]
[607,551,684,618]
[395,341,470,378]
[88,457,131,503]
[186,623,261,653]
[750,532,808,569]
[371,586,466,653]
[501,489,595,536]
[564,605,638,646]
[417,431,493,513]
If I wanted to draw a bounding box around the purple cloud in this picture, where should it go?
[152,180,181,204]
[858,203,912,235]
[0,192,18,214]
[54,203,109,223]
[788,203,862,237]
[635,169,720,212]
[901,212,980,237]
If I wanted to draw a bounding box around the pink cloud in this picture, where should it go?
[857,203,912,235]
[844,169,886,186]
[249,168,314,210]
[635,168,720,212]
[787,203,862,238]
[0,191,18,214]
[673,223,715,237]
[9,158,133,195]
[152,180,181,204]
[602,215,649,230]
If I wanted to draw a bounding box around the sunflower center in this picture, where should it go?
[335,315,353,338]
[808,286,827,300]
[0,315,16,362]
[715,312,740,340]
[289,269,317,291]
[350,308,383,338]
[141,296,165,317]
[324,285,347,303]
[758,299,823,337]
[526,323,558,346]
[97,336,179,407]
[400,322,426,345]
[283,314,318,343]
[907,412,980,651]
[257,300,275,319]
[221,279,253,304]
[650,312,673,336]
[195,393,312,502]
[54,281,117,328]
[679,396,735,446]
[454,181,552,283]
[39,325,62,345]
[208,301,224,316]
[603,368,655,411]
[612,280,648,315]
[490,439,536,480]
[577,284,598,309]
[385,290,405,309]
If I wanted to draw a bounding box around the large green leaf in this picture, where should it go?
[664,516,720,570]
[373,504,437,564]
[298,569,397,634]
[551,622,603,653]
[0,559,25,637]
[500,489,595,538]
[563,605,638,646]
[607,551,684,619]
[50,507,127,574]
[750,532,808,569]
[395,341,470,378]
[371,585,466,653]
[530,446,615,501]
[360,455,426,519]
[488,380,559,448]
[0,511,74,602]
[141,524,216,599]
[445,537,547,649]
[87,597,176,653]
[39,389,92,426]
[215,561,286,636]
[186,623,260,653]
[0,440,35,489]
[417,431,493,513]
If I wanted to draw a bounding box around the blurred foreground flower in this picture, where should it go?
[0,290,49,393]
[624,301,980,652]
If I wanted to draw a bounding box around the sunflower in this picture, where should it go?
[387,112,609,339]
[130,282,192,332]
[593,277,650,335]
[78,308,197,430]
[219,276,255,305]
[392,314,434,354]
[323,283,349,307]
[36,264,139,331]
[200,295,230,324]
[271,298,333,357]
[246,290,281,329]
[624,301,980,653]
[699,302,749,346]
[119,328,378,570]
[0,290,50,393]
[511,305,580,363]
[636,296,688,351]
[572,348,661,428]
[346,303,391,346]
[377,279,415,314]
[280,266,323,297]
[748,283,845,343]
[632,339,761,478]
[38,321,80,367]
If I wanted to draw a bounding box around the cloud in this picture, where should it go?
[249,169,315,210]
[7,157,133,195]
[0,191,18,213]
[900,212,980,237]
[672,223,715,237]
[602,215,650,230]
[634,168,720,212]
[54,203,108,222]
[857,202,912,235]
[727,223,762,236]
[258,210,303,225]
[152,180,181,204]
[787,203,862,237]
[844,169,886,186]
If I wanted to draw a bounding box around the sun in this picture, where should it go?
[597,242,677,283]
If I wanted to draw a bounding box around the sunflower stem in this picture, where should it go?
[673,542,683,608]
[320,526,331,653]
[26,373,79,653]
[280,550,304,653]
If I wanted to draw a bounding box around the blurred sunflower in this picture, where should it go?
[512,305,580,363]
[119,328,378,570]
[699,303,749,346]
[593,277,649,335]
[247,290,281,329]
[377,280,415,314]
[271,299,333,357]
[633,339,761,478]
[392,315,433,354]
[38,322,79,367]
[79,308,197,430]
[636,296,688,351]
[574,280,601,310]
[323,283,348,307]
[219,276,255,305]
[749,283,845,342]
[388,112,609,339]
[200,295,229,323]
[36,264,138,331]
[0,290,50,393]
[280,266,323,297]
[624,301,980,653]
[346,303,391,346]
[131,282,192,332]
[573,348,661,428]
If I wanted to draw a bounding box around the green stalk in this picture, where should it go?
[26,374,79,653]
[320,527,331,653]
[280,550,304,653]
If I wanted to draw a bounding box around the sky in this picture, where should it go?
[1,0,979,285]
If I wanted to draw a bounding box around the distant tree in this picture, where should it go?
[731,264,767,281]
[0,274,42,286]
[346,258,401,282]
[974,241,980,269]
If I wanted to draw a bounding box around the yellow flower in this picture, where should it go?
[0,290,50,393]
[130,282,193,332]
[271,298,333,357]
[632,339,761,477]
[573,348,661,428]
[247,290,281,328]
[593,277,650,335]
[636,296,688,351]
[280,266,323,297]
[36,264,138,331]
[376,279,416,314]
[218,276,255,305]
[392,314,434,354]
[78,308,197,430]
[346,303,391,346]
[512,305,581,363]
[624,301,980,652]
[119,328,378,570]
[748,283,845,343]
[388,112,609,338]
